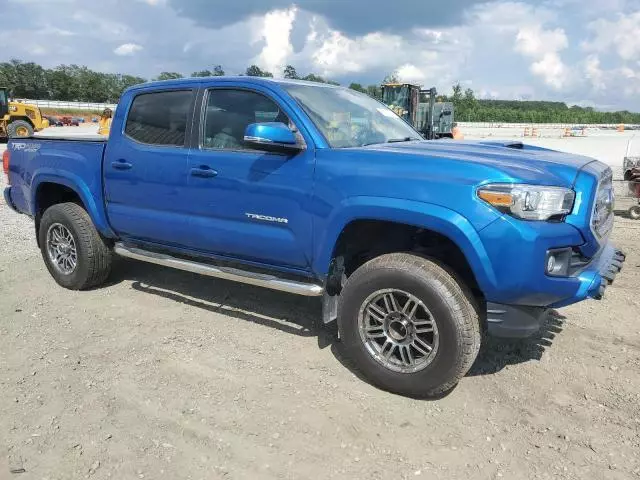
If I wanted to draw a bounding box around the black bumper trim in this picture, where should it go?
[593,249,625,300]
[486,302,548,338]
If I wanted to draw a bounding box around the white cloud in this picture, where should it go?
[2,0,640,111]
[514,25,570,89]
[114,43,143,56]
[396,64,428,83]
[583,12,640,61]
[28,45,47,55]
[530,53,568,89]
[309,30,405,75]
[255,7,297,76]
[584,54,605,90]
[515,26,567,57]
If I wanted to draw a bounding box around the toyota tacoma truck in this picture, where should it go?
[3,77,625,397]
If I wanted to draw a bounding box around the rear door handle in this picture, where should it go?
[112,160,132,170]
[190,166,218,178]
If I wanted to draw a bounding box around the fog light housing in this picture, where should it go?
[545,248,572,276]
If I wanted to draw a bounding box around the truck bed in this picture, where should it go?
[6,136,110,235]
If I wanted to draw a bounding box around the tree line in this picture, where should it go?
[1,59,639,124]
[446,83,640,125]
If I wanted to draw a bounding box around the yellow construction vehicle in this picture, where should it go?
[0,87,49,139]
[381,83,455,139]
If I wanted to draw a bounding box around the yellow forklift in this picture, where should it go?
[381,83,454,139]
[0,87,49,139]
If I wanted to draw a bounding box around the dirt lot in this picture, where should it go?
[1,150,640,480]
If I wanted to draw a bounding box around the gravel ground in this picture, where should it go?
[1,141,640,479]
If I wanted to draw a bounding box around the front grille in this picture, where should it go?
[591,169,614,239]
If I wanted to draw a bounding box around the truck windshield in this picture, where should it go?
[282,84,422,148]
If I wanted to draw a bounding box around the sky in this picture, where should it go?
[1,0,640,110]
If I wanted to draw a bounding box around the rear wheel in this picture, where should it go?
[39,203,112,290]
[338,253,481,397]
[7,120,34,138]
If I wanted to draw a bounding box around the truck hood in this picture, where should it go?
[361,139,596,186]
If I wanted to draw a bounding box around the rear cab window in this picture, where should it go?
[125,90,194,147]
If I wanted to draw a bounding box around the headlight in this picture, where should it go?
[477,184,575,221]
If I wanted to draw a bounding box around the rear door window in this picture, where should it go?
[125,90,194,146]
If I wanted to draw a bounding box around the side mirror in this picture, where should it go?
[244,122,302,154]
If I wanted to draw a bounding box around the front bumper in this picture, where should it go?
[487,242,625,338]
[579,244,626,302]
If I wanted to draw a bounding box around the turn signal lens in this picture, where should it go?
[477,190,513,207]
[478,184,575,221]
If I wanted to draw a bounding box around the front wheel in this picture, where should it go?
[39,202,112,290]
[338,253,481,398]
[629,205,640,220]
[7,120,34,138]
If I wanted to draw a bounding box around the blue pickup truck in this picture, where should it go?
[3,77,625,397]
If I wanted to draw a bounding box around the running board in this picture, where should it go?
[114,243,324,297]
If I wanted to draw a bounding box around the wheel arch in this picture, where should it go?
[313,197,496,296]
[31,172,115,244]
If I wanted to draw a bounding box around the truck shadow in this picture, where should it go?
[467,310,566,376]
[110,258,337,349]
[110,259,566,393]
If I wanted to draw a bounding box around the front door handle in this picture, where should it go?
[112,160,132,170]
[190,166,218,178]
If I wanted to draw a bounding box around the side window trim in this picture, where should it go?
[198,87,306,152]
[123,88,197,148]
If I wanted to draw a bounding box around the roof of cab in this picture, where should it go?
[129,76,342,92]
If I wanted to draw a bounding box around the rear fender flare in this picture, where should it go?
[30,170,115,238]
[312,196,496,293]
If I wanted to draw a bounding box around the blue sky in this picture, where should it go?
[1,0,640,110]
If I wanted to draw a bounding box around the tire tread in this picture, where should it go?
[40,202,111,290]
[338,252,481,397]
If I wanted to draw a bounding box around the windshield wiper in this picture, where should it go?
[363,137,420,147]
[386,137,419,143]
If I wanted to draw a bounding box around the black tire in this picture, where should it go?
[629,205,640,220]
[38,202,112,290]
[338,253,481,398]
[7,120,34,138]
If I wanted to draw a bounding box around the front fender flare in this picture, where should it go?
[312,196,496,293]
[30,170,115,238]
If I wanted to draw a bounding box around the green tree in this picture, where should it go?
[155,72,184,81]
[365,85,382,100]
[382,71,399,84]
[349,83,366,93]
[0,59,49,99]
[302,73,327,83]
[191,65,224,77]
[283,65,299,79]
[451,83,463,104]
[192,70,213,77]
[245,65,273,77]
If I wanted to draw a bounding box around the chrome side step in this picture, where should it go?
[114,242,324,297]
